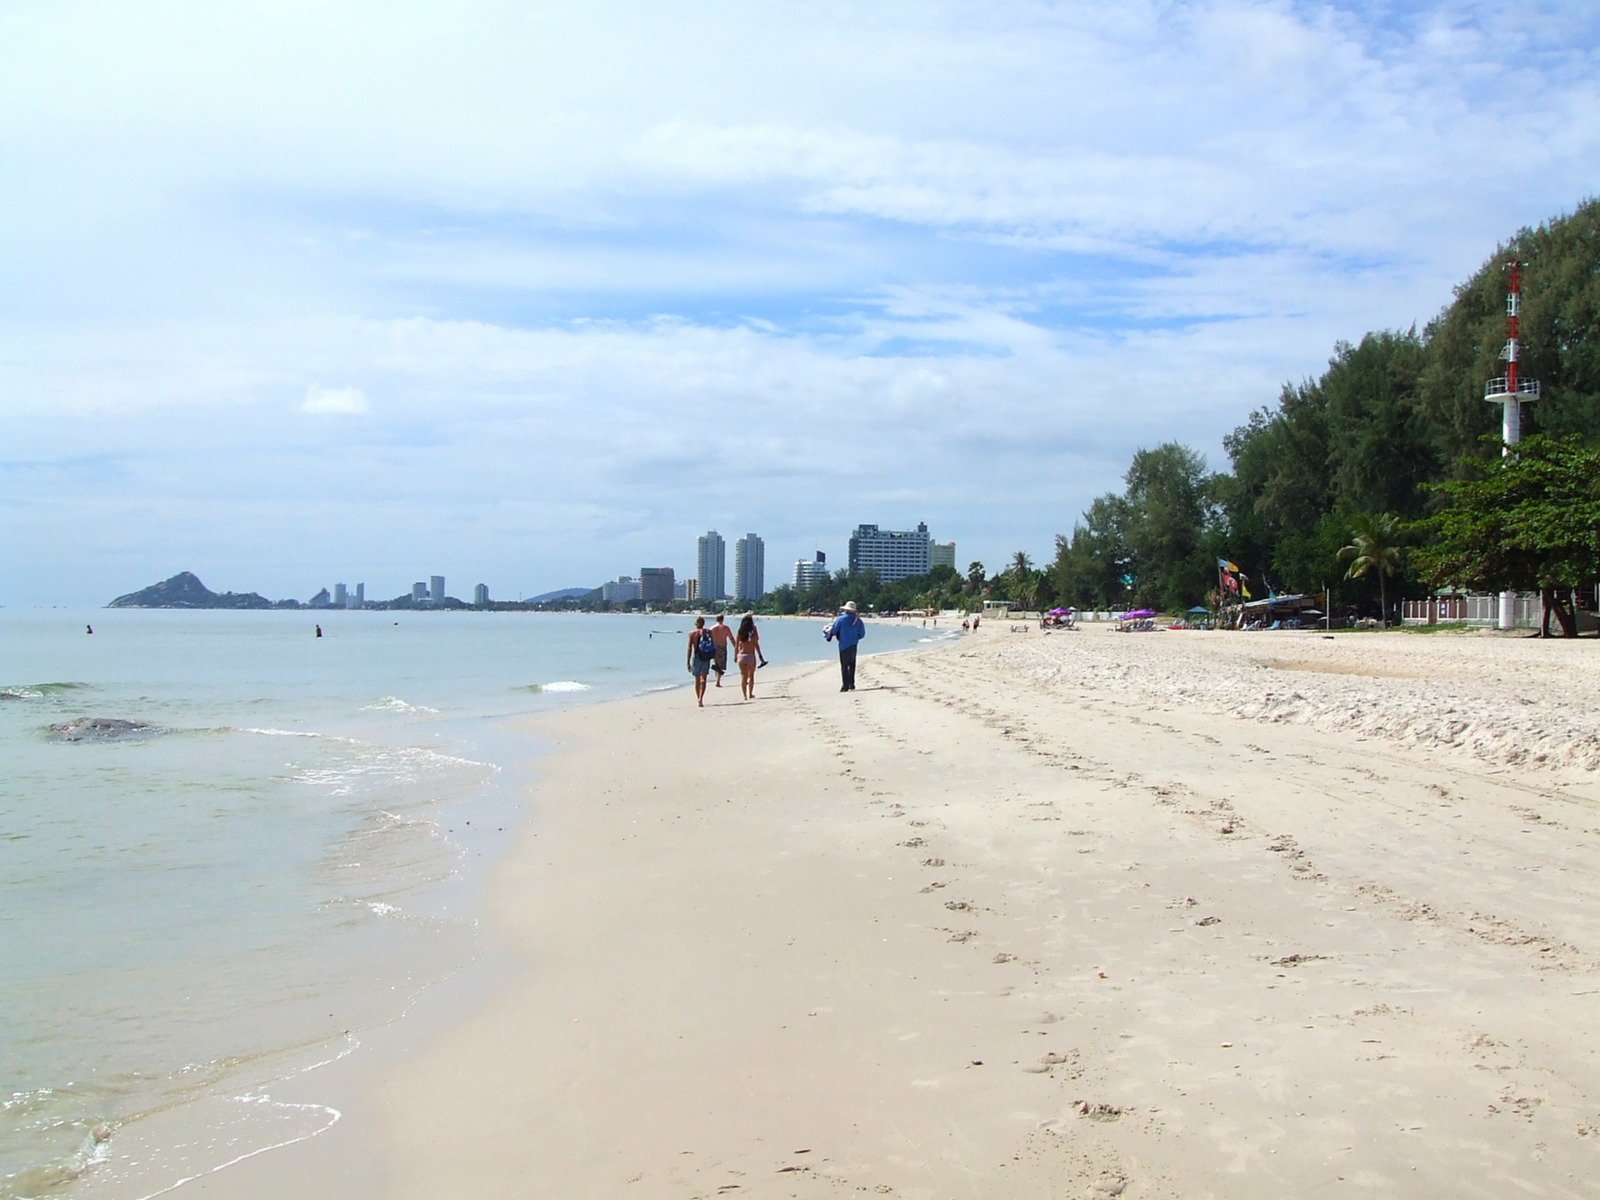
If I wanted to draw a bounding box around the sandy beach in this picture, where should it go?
[194,623,1600,1198]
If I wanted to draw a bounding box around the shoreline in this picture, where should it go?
[117,625,1600,1197]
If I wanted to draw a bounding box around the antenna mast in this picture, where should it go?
[1484,262,1540,628]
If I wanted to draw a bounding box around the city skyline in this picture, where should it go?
[4,5,1598,605]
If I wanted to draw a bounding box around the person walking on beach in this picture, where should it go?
[734,613,762,700]
[708,612,737,688]
[686,616,715,707]
[824,600,866,692]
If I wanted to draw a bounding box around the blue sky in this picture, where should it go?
[3,1,1598,604]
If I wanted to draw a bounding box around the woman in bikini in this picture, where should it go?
[734,614,761,700]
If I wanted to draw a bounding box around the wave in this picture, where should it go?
[2,681,91,700]
[520,680,590,694]
[360,696,441,715]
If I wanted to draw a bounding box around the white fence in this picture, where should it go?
[1401,594,1541,628]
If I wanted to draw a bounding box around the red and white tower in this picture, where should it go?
[1485,261,1540,627]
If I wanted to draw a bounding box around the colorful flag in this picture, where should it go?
[1217,558,1239,572]
[1222,573,1239,593]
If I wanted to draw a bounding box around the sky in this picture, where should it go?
[3,1,1598,606]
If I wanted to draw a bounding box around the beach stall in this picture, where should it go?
[1234,592,1328,630]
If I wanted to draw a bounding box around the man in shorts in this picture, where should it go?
[708,612,737,687]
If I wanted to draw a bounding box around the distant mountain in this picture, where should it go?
[108,572,275,609]
[527,586,598,604]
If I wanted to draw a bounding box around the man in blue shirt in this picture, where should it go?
[824,600,867,692]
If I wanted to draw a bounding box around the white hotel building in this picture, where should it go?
[847,522,934,583]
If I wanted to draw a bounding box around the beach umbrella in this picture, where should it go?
[1119,608,1158,620]
[1187,605,1209,614]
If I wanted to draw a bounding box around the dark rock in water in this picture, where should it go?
[108,571,274,609]
[50,717,160,743]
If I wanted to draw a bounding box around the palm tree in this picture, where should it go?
[1015,572,1041,613]
[1338,512,1406,628]
[1010,550,1033,577]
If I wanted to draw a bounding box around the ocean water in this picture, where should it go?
[0,608,943,1199]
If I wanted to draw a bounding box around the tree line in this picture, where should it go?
[1040,198,1600,631]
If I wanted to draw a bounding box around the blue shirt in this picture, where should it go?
[826,612,866,650]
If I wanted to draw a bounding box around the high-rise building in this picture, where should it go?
[640,567,676,605]
[351,583,364,609]
[848,522,932,583]
[696,531,727,601]
[412,581,428,603]
[930,540,956,570]
[734,533,765,602]
[473,583,489,606]
[601,576,641,604]
[793,551,829,590]
[333,583,348,608]
[430,575,445,604]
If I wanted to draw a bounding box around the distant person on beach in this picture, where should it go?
[734,614,762,700]
[86,624,93,635]
[315,625,322,638]
[686,616,714,707]
[708,613,737,688]
[823,601,866,692]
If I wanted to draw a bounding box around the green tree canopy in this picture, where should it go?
[1414,434,1600,636]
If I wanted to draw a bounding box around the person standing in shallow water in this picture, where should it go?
[734,614,761,700]
[686,616,714,707]
[823,600,866,692]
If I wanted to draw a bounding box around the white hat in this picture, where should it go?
[843,600,858,612]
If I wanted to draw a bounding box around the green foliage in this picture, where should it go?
[1413,435,1600,594]
[1198,198,1600,611]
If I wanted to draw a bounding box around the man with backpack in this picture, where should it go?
[823,600,867,692]
[686,616,716,707]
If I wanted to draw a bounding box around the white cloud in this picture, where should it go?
[300,386,369,416]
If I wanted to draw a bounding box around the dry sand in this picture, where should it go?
[204,624,1600,1198]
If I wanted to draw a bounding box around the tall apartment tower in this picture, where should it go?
[351,583,364,609]
[848,522,932,582]
[734,533,765,603]
[334,583,348,608]
[473,583,489,606]
[930,540,956,570]
[430,575,445,604]
[697,530,728,601]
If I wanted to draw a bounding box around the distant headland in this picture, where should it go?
[107,572,597,611]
